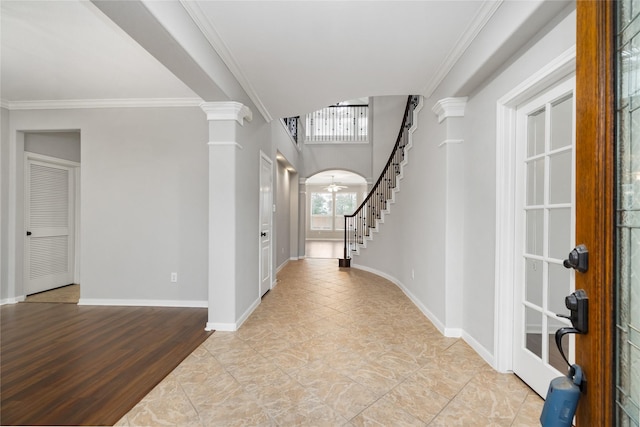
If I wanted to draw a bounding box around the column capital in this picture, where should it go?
[432,97,468,123]
[200,101,253,126]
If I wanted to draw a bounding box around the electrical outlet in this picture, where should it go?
[170,272,178,283]
[411,269,415,279]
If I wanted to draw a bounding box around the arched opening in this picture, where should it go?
[304,170,367,258]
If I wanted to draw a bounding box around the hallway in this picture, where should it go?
[117,259,543,426]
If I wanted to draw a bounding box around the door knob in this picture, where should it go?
[261,232,267,237]
[26,231,32,236]
[563,244,588,273]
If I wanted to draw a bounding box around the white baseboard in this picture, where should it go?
[78,298,208,308]
[351,263,495,366]
[462,330,495,367]
[236,297,260,329]
[444,328,463,338]
[351,263,448,335]
[205,297,260,332]
[205,322,236,332]
[276,259,289,273]
[0,295,26,305]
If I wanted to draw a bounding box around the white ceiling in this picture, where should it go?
[1,0,499,118]
[191,1,490,118]
[0,1,198,104]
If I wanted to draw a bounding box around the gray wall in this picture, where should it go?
[24,132,81,163]
[276,160,291,269]
[1,108,10,302]
[5,107,209,304]
[354,8,576,359]
[372,96,407,179]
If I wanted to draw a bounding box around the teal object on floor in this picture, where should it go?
[540,364,583,427]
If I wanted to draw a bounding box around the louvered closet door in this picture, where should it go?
[25,159,75,295]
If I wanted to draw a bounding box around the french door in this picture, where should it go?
[512,78,576,397]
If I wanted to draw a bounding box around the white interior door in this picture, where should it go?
[512,77,576,396]
[25,155,76,295]
[259,153,273,297]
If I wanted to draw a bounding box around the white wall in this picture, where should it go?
[372,96,407,179]
[354,7,576,361]
[24,132,81,163]
[1,108,10,302]
[6,107,209,305]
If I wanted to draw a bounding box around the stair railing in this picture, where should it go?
[340,95,420,267]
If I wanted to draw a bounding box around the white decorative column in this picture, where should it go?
[432,97,467,336]
[298,178,307,259]
[201,101,252,331]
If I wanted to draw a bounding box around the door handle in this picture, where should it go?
[261,232,267,237]
[563,244,588,273]
[26,231,32,236]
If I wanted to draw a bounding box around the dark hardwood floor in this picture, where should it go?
[1,303,211,426]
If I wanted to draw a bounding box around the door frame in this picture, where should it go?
[574,1,615,424]
[258,150,273,297]
[23,152,81,294]
[494,46,576,373]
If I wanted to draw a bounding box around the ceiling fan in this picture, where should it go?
[325,176,347,193]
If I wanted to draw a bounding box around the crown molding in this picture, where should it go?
[200,101,253,125]
[1,98,203,110]
[432,97,468,123]
[421,0,502,98]
[180,0,273,123]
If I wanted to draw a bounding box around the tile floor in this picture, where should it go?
[116,259,543,426]
[305,240,344,259]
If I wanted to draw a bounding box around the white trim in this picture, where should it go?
[3,98,203,110]
[422,0,503,97]
[180,0,272,123]
[205,296,260,331]
[207,141,244,150]
[237,297,260,329]
[200,101,253,125]
[24,152,80,168]
[351,263,495,367]
[351,263,448,336]
[438,139,464,148]
[494,46,575,373]
[78,298,208,308]
[1,99,10,109]
[432,97,468,123]
[24,152,79,296]
[259,151,274,298]
[0,296,26,305]
[462,330,495,367]
[276,258,290,274]
[206,322,236,332]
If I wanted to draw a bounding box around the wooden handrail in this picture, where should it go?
[341,95,419,264]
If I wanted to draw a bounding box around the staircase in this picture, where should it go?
[339,95,423,267]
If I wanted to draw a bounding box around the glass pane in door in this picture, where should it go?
[616,1,640,424]
[520,87,575,381]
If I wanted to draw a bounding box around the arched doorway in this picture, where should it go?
[304,170,367,259]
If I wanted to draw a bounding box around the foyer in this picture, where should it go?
[118,259,543,426]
